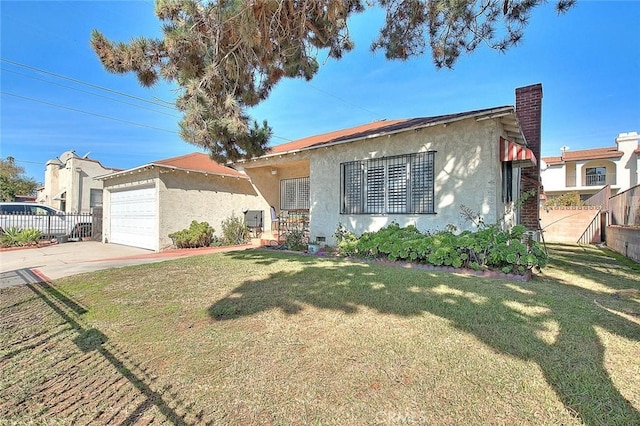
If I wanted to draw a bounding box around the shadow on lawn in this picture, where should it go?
[2,279,201,424]
[212,246,640,425]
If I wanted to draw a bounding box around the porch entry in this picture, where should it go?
[276,176,310,243]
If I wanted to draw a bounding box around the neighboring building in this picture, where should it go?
[541,131,640,200]
[235,84,542,245]
[36,150,120,213]
[99,152,268,251]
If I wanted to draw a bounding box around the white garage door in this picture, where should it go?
[109,186,158,251]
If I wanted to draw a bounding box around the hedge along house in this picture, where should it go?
[235,84,542,245]
[99,152,268,251]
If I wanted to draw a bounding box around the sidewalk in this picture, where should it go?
[0,241,256,287]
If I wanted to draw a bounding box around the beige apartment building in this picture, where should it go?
[541,132,639,200]
[36,150,120,213]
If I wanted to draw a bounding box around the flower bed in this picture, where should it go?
[333,222,547,277]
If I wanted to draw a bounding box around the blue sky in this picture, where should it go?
[2,1,639,183]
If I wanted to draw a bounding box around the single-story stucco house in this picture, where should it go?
[98,152,269,251]
[99,84,542,251]
[234,84,542,245]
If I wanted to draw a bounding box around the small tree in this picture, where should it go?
[0,157,38,202]
[221,214,250,245]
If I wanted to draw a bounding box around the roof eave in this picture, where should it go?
[237,106,518,164]
[97,163,247,180]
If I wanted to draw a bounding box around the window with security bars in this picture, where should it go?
[502,161,513,203]
[280,177,310,210]
[341,151,435,214]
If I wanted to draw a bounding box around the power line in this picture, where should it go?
[307,82,384,120]
[1,92,179,134]
[2,91,297,143]
[2,68,181,118]
[1,58,297,142]
[12,159,47,166]
[0,57,176,110]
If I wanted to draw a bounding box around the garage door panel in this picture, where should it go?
[109,186,157,250]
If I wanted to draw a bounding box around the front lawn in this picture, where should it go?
[1,243,638,424]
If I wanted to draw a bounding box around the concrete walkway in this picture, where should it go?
[0,241,255,287]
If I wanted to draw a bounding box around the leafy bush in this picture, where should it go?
[221,214,250,245]
[333,223,359,256]
[545,192,585,207]
[335,222,547,276]
[18,228,44,246]
[169,221,214,248]
[0,227,43,247]
[284,228,307,251]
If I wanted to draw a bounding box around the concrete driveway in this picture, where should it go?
[0,241,255,287]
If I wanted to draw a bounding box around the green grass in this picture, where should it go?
[1,243,638,424]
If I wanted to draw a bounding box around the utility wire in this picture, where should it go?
[1,92,179,134]
[13,159,47,165]
[0,58,305,142]
[2,68,181,118]
[2,91,297,143]
[307,82,384,120]
[0,57,176,110]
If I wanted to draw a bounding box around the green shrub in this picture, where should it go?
[335,222,548,276]
[0,227,43,247]
[333,223,359,256]
[221,214,249,245]
[284,228,307,251]
[545,191,585,207]
[18,228,43,246]
[169,221,215,248]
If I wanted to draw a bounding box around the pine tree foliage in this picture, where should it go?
[372,0,575,68]
[91,0,574,162]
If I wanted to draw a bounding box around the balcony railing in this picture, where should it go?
[585,174,607,186]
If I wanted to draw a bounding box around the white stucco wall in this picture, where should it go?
[102,168,270,251]
[541,164,566,193]
[306,118,510,243]
[616,132,639,189]
[40,161,62,208]
[68,157,116,213]
[40,156,117,212]
[158,171,268,250]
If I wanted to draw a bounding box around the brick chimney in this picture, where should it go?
[515,84,543,231]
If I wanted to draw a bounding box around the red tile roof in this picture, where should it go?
[263,107,514,157]
[152,152,246,178]
[543,146,623,165]
[268,119,408,154]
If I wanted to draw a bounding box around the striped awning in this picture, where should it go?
[500,137,537,167]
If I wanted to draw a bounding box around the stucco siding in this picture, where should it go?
[308,118,505,243]
[241,158,311,229]
[158,171,268,250]
[40,156,117,213]
[541,165,565,192]
[103,169,270,251]
[68,158,112,213]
